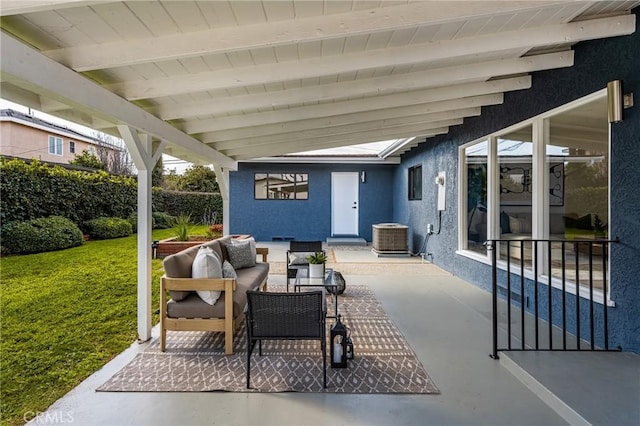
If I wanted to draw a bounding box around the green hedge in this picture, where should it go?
[1,216,84,254]
[161,190,223,224]
[0,158,222,225]
[85,217,133,240]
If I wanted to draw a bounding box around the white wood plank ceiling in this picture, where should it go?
[0,1,637,167]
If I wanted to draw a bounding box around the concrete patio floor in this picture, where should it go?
[29,243,639,426]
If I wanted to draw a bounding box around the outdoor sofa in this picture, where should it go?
[160,236,269,355]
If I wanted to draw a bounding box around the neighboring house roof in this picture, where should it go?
[0,108,121,151]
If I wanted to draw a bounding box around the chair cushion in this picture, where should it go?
[192,246,223,305]
[288,251,315,265]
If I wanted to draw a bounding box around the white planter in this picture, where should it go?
[308,264,324,278]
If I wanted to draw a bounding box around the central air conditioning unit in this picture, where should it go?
[372,223,409,257]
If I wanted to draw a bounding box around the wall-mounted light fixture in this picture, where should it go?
[607,80,623,123]
[360,171,366,183]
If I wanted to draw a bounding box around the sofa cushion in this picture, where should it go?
[163,244,200,301]
[192,246,223,305]
[201,239,224,264]
[166,262,269,320]
[226,239,256,269]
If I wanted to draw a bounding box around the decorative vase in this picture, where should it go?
[309,263,324,278]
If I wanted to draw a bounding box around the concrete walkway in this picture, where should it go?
[28,244,638,425]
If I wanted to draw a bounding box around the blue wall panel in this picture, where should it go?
[394,9,640,352]
[230,162,395,242]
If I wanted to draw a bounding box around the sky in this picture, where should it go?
[1,98,396,172]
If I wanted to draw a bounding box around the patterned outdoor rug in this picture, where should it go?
[97,285,439,393]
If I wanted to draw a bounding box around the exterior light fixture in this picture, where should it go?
[607,80,623,123]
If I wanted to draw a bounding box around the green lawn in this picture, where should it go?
[0,226,208,426]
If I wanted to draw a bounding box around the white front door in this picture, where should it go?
[331,172,359,236]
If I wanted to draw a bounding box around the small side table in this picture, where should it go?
[294,268,339,319]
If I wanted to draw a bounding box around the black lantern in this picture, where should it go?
[330,315,348,368]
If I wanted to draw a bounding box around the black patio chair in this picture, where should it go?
[245,290,327,389]
[286,240,324,291]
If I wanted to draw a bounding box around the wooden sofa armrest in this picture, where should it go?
[256,247,269,262]
[160,276,237,355]
[161,276,236,293]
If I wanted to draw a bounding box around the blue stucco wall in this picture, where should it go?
[229,162,395,241]
[395,9,640,352]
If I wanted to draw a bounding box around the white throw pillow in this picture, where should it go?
[288,251,315,265]
[191,246,222,305]
[508,216,523,234]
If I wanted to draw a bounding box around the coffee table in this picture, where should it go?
[294,268,338,319]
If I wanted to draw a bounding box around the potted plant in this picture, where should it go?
[307,251,327,278]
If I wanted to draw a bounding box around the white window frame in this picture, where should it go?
[69,141,75,154]
[456,89,612,305]
[48,135,63,156]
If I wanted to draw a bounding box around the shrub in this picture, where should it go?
[1,216,83,254]
[128,212,175,233]
[85,217,133,240]
[153,212,175,229]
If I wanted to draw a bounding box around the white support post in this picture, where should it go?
[212,163,230,236]
[532,118,549,274]
[118,125,161,342]
[487,135,498,260]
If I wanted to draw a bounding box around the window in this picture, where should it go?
[465,140,488,254]
[459,92,609,297]
[545,101,609,291]
[254,173,308,200]
[408,165,422,200]
[48,136,62,156]
[69,141,76,154]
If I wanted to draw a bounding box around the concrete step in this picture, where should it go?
[326,237,368,246]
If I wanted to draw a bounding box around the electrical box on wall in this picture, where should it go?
[436,171,446,211]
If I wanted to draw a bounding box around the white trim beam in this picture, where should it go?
[0,32,236,170]
[44,2,564,71]
[233,127,450,161]
[199,94,502,143]
[189,78,527,134]
[106,15,634,100]
[0,0,109,16]
[154,52,573,120]
[211,109,480,150]
[223,121,458,158]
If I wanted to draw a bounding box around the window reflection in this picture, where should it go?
[254,173,308,200]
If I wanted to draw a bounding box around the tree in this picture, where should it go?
[162,165,219,193]
[69,150,106,170]
[92,131,133,175]
[152,155,164,187]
